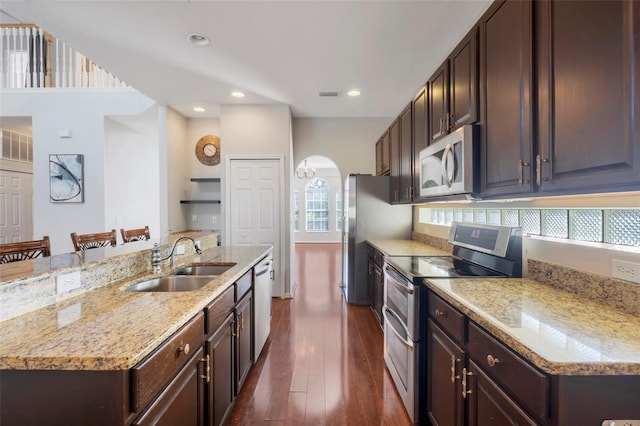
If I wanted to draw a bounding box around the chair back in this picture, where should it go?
[70,229,117,251]
[121,226,150,243]
[0,236,51,264]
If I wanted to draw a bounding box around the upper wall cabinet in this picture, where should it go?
[376,130,390,176]
[479,0,534,198]
[412,87,428,200]
[535,0,640,194]
[428,28,479,144]
[389,117,401,200]
[390,103,414,204]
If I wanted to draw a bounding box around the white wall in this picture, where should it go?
[0,89,155,254]
[104,109,161,241]
[165,107,189,234]
[183,117,222,231]
[292,117,392,177]
[220,104,293,296]
[293,167,342,243]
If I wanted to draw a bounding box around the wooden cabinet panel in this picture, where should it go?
[479,0,534,198]
[205,284,234,334]
[399,103,413,203]
[467,322,548,423]
[207,312,235,426]
[427,320,465,426]
[235,269,252,301]
[536,0,640,193]
[466,360,537,426]
[375,138,383,175]
[132,347,205,426]
[428,292,466,344]
[429,62,449,143]
[381,130,390,176]
[235,292,253,393]
[389,118,401,203]
[132,312,205,412]
[413,87,428,196]
[450,28,478,128]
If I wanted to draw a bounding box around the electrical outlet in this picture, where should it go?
[56,271,82,294]
[212,216,217,224]
[192,214,198,222]
[612,259,640,284]
[176,244,186,255]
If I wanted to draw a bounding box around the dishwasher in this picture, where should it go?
[254,253,273,359]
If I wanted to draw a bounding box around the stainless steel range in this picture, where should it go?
[382,222,522,424]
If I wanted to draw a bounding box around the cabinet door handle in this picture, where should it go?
[461,367,474,399]
[487,354,501,367]
[450,355,460,383]
[200,354,211,383]
[446,112,452,131]
[536,155,549,186]
[518,159,530,185]
[439,118,445,135]
[230,319,238,337]
[434,308,446,317]
[239,311,244,331]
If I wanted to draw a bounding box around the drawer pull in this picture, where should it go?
[486,354,500,367]
[461,367,474,399]
[200,354,211,383]
[435,309,446,317]
[179,343,190,356]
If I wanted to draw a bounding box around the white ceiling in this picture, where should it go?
[0,0,492,119]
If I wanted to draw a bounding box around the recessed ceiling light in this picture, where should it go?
[186,33,210,46]
[231,91,245,98]
[347,89,361,97]
[193,106,206,112]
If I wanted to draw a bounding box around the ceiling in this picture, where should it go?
[0,1,492,119]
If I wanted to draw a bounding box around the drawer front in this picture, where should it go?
[428,292,465,344]
[131,311,205,412]
[373,250,384,268]
[467,322,548,422]
[205,285,235,334]
[236,269,252,301]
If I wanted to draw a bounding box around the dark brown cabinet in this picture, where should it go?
[207,313,235,426]
[390,104,414,204]
[412,86,428,199]
[427,319,465,426]
[376,130,390,176]
[479,0,534,198]
[428,29,479,144]
[389,118,401,202]
[235,291,253,393]
[132,347,206,426]
[367,244,384,326]
[536,0,640,194]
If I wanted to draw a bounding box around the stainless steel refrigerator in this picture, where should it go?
[341,174,412,304]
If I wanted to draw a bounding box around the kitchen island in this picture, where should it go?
[0,234,272,425]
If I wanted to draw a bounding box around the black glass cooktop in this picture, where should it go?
[386,256,506,280]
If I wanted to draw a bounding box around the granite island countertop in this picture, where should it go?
[425,277,640,376]
[0,245,271,371]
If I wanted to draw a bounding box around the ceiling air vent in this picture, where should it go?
[318,90,340,97]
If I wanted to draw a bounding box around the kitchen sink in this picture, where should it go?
[126,276,213,292]
[171,263,236,276]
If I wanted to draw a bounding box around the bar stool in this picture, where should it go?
[120,226,150,243]
[70,229,117,251]
[0,236,51,264]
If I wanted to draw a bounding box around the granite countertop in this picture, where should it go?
[368,239,449,257]
[426,277,640,376]
[0,245,271,371]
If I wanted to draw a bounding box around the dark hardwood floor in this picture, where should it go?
[226,243,412,425]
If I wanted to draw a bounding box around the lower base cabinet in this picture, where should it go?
[132,347,206,426]
[207,312,235,426]
[235,291,253,393]
[426,290,640,425]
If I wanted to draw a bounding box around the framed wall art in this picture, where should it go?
[49,154,84,203]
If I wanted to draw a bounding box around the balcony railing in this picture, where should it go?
[0,24,127,89]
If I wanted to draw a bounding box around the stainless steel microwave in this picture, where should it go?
[418,125,479,198]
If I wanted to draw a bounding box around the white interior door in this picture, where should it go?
[0,169,33,244]
[227,158,283,297]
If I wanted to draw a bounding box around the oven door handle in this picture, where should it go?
[384,265,414,295]
[383,307,414,349]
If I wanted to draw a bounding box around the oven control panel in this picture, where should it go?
[602,421,640,426]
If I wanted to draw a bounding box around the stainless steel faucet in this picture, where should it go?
[151,236,202,273]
